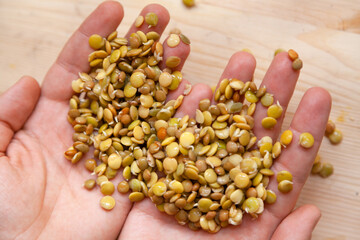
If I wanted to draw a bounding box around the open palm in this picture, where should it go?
[0,2,331,240]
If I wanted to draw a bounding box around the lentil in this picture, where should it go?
[135,15,144,27]
[145,12,158,27]
[278,180,293,193]
[328,129,342,144]
[66,30,305,232]
[100,196,115,210]
[299,132,315,148]
[167,34,180,47]
[280,130,293,146]
[84,179,96,190]
[319,162,334,178]
[262,117,277,129]
[183,0,195,7]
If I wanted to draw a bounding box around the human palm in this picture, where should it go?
[0,2,331,240]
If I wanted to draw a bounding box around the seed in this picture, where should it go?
[230,189,244,204]
[129,192,145,202]
[108,153,122,170]
[278,180,293,193]
[290,58,303,71]
[245,91,258,103]
[133,125,145,140]
[166,56,181,68]
[180,132,195,148]
[242,197,259,213]
[169,180,184,194]
[195,109,205,124]
[260,168,274,176]
[130,72,145,88]
[169,71,182,90]
[101,181,115,195]
[89,34,104,50]
[199,99,211,111]
[145,12,158,26]
[311,162,323,174]
[276,170,293,183]
[180,34,191,45]
[85,159,97,172]
[117,181,130,193]
[100,196,115,210]
[288,49,298,61]
[319,162,334,178]
[135,15,144,27]
[157,127,167,140]
[124,83,137,98]
[153,182,167,196]
[100,138,112,152]
[84,179,96,190]
[159,72,173,87]
[280,130,293,146]
[325,120,335,135]
[299,132,314,148]
[274,48,285,56]
[198,198,213,212]
[163,157,178,174]
[167,34,180,47]
[272,142,281,158]
[234,173,250,189]
[265,190,277,204]
[183,0,195,7]
[262,117,277,129]
[166,142,180,157]
[267,103,283,119]
[328,129,342,144]
[204,169,217,184]
[261,93,274,107]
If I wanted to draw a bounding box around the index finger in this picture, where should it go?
[42,1,124,101]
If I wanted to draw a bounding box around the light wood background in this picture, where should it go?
[0,0,359,239]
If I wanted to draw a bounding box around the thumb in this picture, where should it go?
[271,204,321,240]
[0,76,41,153]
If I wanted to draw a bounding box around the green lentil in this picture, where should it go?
[145,12,158,27]
[278,180,293,193]
[319,162,334,178]
[328,129,342,144]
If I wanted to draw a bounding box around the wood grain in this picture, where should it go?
[0,0,359,239]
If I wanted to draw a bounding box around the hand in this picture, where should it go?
[0,2,331,240]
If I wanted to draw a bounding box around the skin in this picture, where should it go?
[0,2,331,240]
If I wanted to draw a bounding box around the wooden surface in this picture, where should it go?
[0,0,359,239]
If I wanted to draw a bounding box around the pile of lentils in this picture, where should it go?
[64,12,319,233]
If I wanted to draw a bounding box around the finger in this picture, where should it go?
[160,34,191,71]
[252,51,300,140]
[271,205,321,240]
[174,83,213,118]
[0,76,41,152]
[163,34,191,100]
[265,87,331,219]
[42,1,124,100]
[125,4,170,37]
[166,79,191,101]
[213,51,256,103]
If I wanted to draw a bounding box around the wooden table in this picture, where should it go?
[0,0,359,239]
